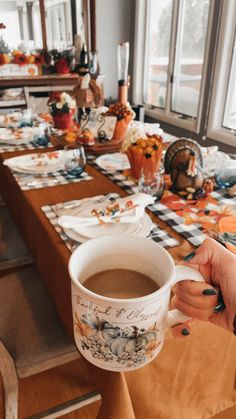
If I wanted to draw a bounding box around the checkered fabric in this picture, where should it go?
[0,141,54,153]
[87,155,236,247]
[12,170,93,191]
[41,193,180,252]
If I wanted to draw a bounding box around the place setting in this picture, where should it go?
[0,110,54,152]
[41,192,180,252]
[3,147,93,190]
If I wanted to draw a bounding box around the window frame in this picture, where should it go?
[133,0,215,134]
[206,0,236,147]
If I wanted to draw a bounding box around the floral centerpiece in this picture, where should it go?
[48,92,77,130]
[105,102,135,141]
[122,127,163,179]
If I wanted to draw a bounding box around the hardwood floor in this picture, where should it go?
[0,358,101,418]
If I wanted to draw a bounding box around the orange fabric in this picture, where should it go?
[0,150,235,419]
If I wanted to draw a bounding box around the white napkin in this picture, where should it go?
[58,193,155,229]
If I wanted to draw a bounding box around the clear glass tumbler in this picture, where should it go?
[214,155,236,189]
[138,168,165,201]
[63,145,86,178]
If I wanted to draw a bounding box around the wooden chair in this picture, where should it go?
[0,266,101,418]
[0,202,32,272]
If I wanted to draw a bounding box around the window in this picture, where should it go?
[206,0,236,146]
[133,0,236,147]
[223,33,236,131]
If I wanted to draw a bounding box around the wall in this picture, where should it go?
[97,0,135,101]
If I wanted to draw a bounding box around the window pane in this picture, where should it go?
[171,0,210,117]
[45,0,73,50]
[223,33,236,130]
[145,0,173,108]
[0,0,42,50]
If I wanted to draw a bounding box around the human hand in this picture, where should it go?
[171,238,236,335]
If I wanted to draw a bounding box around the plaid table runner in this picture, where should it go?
[87,155,236,247]
[41,193,180,252]
[0,141,54,153]
[12,169,93,191]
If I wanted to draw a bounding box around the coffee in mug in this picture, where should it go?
[69,235,204,372]
[83,268,160,299]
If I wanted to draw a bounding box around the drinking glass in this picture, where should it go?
[63,145,86,177]
[33,123,49,146]
[138,168,164,201]
[214,155,236,189]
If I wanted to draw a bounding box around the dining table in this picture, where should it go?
[0,144,236,419]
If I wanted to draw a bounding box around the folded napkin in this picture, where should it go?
[58,193,155,229]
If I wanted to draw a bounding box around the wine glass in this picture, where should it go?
[138,168,164,201]
[63,145,86,178]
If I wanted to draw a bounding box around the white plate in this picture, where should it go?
[0,127,40,145]
[0,136,33,145]
[4,150,64,174]
[95,153,130,171]
[63,212,153,243]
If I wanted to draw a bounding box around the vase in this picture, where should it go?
[112,114,133,141]
[126,143,162,180]
[53,112,74,130]
[55,58,70,74]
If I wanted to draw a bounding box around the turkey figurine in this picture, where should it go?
[170,148,204,199]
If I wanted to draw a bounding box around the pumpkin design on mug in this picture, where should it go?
[74,313,161,367]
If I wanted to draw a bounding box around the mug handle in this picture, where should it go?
[167,265,205,328]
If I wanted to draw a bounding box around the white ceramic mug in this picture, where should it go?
[69,235,204,372]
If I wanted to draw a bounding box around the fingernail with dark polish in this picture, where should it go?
[183,251,196,262]
[213,302,226,313]
[181,328,190,336]
[202,289,217,296]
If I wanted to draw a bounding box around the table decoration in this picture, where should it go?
[48,92,76,130]
[87,154,236,248]
[104,102,135,141]
[164,138,204,199]
[41,193,180,252]
[122,132,163,180]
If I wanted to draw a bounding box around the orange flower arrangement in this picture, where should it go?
[124,134,163,180]
[105,103,135,141]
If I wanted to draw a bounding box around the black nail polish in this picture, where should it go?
[183,251,196,262]
[202,289,217,296]
[213,302,226,313]
[181,328,190,336]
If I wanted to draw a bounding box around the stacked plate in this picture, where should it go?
[4,150,64,174]
[58,196,153,243]
[95,153,130,171]
[0,127,38,145]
